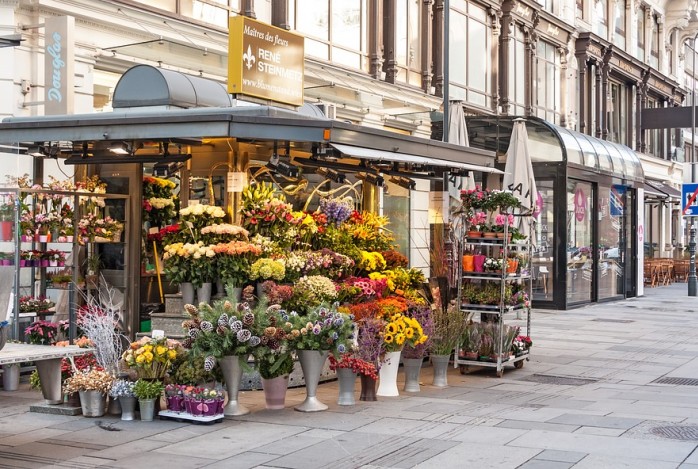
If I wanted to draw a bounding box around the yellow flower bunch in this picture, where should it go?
[358,251,386,272]
[369,272,395,291]
[382,313,428,353]
[122,336,179,379]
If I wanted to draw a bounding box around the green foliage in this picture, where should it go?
[256,352,294,379]
[430,302,468,356]
[171,352,222,385]
[132,378,164,400]
[30,369,41,390]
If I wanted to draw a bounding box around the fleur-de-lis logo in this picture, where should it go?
[242,45,255,70]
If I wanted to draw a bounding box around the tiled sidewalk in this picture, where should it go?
[1,283,697,468]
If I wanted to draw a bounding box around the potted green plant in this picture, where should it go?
[85,253,101,289]
[429,302,467,387]
[132,378,164,421]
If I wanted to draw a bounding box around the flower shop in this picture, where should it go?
[0,65,517,418]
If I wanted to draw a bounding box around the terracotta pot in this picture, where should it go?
[462,255,475,272]
[467,231,481,238]
[483,232,497,239]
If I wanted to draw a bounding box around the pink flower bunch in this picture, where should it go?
[344,276,388,300]
[468,211,488,227]
[494,213,514,227]
[212,241,261,256]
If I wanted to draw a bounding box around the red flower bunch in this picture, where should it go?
[381,250,408,269]
[348,301,382,322]
[142,199,153,212]
[311,212,328,234]
[329,353,378,380]
[148,224,180,242]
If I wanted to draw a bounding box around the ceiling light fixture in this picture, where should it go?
[316,167,346,183]
[389,175,416,190]
[356,171,384,187]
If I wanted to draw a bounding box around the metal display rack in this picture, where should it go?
[454,216,533,378]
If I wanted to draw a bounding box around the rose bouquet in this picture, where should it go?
[212,241,261,288]
[162,242,217,288]
[201,223,249,244]
[178,204,226,232]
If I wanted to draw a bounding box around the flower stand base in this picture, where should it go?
[377,351,402,397]
[158,409,224,424]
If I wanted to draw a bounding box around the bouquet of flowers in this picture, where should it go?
[342,211,395,252]
[288,305,354,354]
[381,312,428,353]
[121,336,180,379]
[212,241,261,287]
[342,276,389,302]
[512,335,532,356]
[240,182,294,240]
[493,213,515,233]
[381,250,408,269]
[357,251,387,273]
[251,306,296,380]
[200,224,249,244]
[302,249,355,279]
[162,242,217,288]
[483,257,505,272]
[249,258,285,282]
[20,296,55,314]
[77,213,121,243]
[401,302,435,359]
[178,204,226,233]
[354,317,385,370]
[286,275,338,312]
[109,379,135,398]
[181,300,261,371]
[328,352,378,380]
[318,196,354,225]
[63,369,114,395]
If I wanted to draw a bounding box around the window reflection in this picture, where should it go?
[395,0,422,86]
[598,184,625,299]
[567,180,593,304]
[532,181,554,302]
[450,2,492,107]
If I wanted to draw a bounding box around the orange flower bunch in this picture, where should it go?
[212,241,261,256]
[375,296,408,320]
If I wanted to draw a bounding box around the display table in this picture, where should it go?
[0,343,94,404]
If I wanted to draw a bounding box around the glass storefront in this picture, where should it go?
[532,180,554,301]
[567,180,593,304]
[598,183,626,299]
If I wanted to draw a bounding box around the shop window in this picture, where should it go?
[255,0,272,23]
[450,1,492,108]
[567,180,593,304]
[180,0,234,27]
[613,0,626,49]
[636,8,646,61]
[576,0,584,20]
[646,99,661,157]
[536,0,555,14]
[394,0,422,86]
[534,40,561,125]
[290,0,368,71]
[532,180,554,302]
[508,27,526,115]
[383,180,410,260]
[608,82,627,145]
[594,0,608,39]
[131,0,176,12]
[668,32,675,76]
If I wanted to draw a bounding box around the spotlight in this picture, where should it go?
[316,167,346,183]
[109,142,132,155]
[153,162,184,178]
[357,172,384,187]
[389,175,415,190]
[27,144,59,158]
[267,157,299,178]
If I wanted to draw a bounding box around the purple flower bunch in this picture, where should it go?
[355,317,385,371]
[303,249,355,278]
[288,305,354,352]
[319,197,353,225]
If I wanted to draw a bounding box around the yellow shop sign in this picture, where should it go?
[228,16,304,106]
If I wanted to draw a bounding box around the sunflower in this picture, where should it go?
[384,333,394,343]
[404,327,414,339]
[395,333,405,345]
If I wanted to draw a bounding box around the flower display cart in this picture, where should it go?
[454,190,533,378]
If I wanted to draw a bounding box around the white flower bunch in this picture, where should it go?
[200,223,249,237]
[179,204,226,218]
[148,197,175,209]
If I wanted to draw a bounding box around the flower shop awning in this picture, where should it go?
[330,143,504,174]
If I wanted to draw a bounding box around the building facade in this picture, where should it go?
[1,0,695,309]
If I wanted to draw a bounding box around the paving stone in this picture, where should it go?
[198,452,278,469]
[570,454,680,469]
[573,426,626,437]
[412,441,540,468]
[0,427,69,446]
[496,419,579,433]
[547,413,643,429]
[508,429,695,462]
[534,449,586,463]
[106,451,217,468]
[517,460,573,469]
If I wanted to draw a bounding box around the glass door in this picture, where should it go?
[567,180,594,304]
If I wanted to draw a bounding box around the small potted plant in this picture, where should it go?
[164,383,184,412]
[329,352,378,406]
[132,378,164,421]
[458,323,481,361]
[109,379,136,421]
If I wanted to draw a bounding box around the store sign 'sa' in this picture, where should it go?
[228,16,304,107]
[44,16,75,115]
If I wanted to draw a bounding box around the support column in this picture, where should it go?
[490,8,502,113]
[500,14,515,114]
[271,0,290,30]
[421,0,433,93]
[383,0,398,83]
[601,50,611,140]
[577,56,588,133]
[635,80,643,150]
[640,72,649,152]
[595,61,602,138]
[369,0,384,80]
[242,0,255,18]
[524,26,537,117]
[433,0,444,96]
[559,47,569,127]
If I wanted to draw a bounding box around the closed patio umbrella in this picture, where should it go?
[447,101,476,190]
[502,119,537,239]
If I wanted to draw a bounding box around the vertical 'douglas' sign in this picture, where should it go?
[228,16,304,107]
[44,16,75,115]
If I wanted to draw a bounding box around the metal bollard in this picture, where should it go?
[689,225,697,297]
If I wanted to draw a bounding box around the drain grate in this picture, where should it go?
[591,318,634,323]
[652,377,698,386]
[519,374,597,386]
[650,425,698,441]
